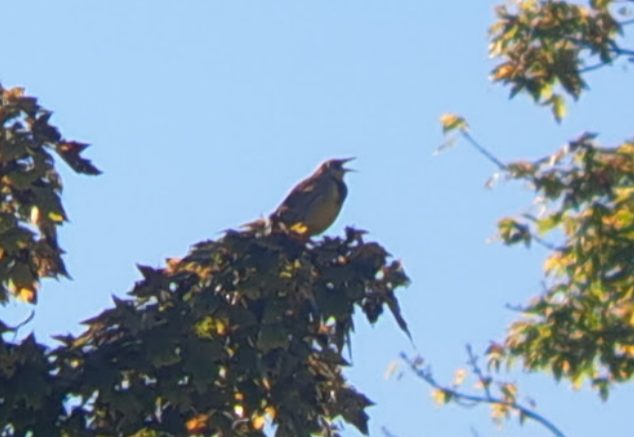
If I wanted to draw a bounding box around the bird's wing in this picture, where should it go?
[272,176,326,223]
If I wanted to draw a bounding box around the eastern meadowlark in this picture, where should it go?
[248,158,355,237]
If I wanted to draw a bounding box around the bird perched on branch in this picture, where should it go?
[246,158,355,238]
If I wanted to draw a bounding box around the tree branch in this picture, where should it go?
[455,131,565,252]
[8,310,35,341]
[401,353,568,437]
[460,130,507,170]
[466,345,493,399]
[532,234,566,251]
[608,40,634,57]
[579,62,610,73]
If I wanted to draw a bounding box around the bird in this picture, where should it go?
[246,158,355,238]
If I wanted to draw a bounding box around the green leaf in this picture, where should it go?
[536,213,562,235]
[386,296,412,341]
[257,324,289,352]
[552,94,567,123]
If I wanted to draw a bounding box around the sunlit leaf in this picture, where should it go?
[453,369,467,386]
[439,113,468,134]
[551,94,567,123]
[431,389,448,406]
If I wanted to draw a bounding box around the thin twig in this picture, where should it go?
[470,427,484,437]
[458,131,566,252]
[532,234,566,251]
[461,131,507,170]
[579,62,609,73]
[381,426,399,437]
[466,345,493,399]
[10,310,35,341]
[401,354,568,437]
[608,41,634,57]
[505,303,527,312]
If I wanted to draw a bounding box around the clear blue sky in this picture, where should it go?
[2,2,633,436]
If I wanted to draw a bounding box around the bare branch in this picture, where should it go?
[460,131,507,171]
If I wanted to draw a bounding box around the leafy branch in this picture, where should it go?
[488,0,633,120]
[438,117,564,252]
[577,39,634,72]
[400,347,567,437]
[441,114,634,396]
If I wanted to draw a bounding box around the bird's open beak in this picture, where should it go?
[341,157,356,173]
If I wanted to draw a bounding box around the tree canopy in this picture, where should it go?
[0,85,410,437]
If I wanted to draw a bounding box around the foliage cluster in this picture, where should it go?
[489,0,633,121]
[423,0,634,435]
[0,85,99,303]
[497,134,634,398]
[0,86,410,437]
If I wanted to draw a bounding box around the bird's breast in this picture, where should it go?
[301,180,345,235]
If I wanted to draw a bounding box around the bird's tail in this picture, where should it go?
[239,217,270,232]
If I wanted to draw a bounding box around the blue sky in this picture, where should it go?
[2,2,634,436]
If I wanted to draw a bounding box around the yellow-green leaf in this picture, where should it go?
[439,113,468,134]
[552,94,567,123]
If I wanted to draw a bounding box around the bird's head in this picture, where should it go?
[318,157,356,180]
